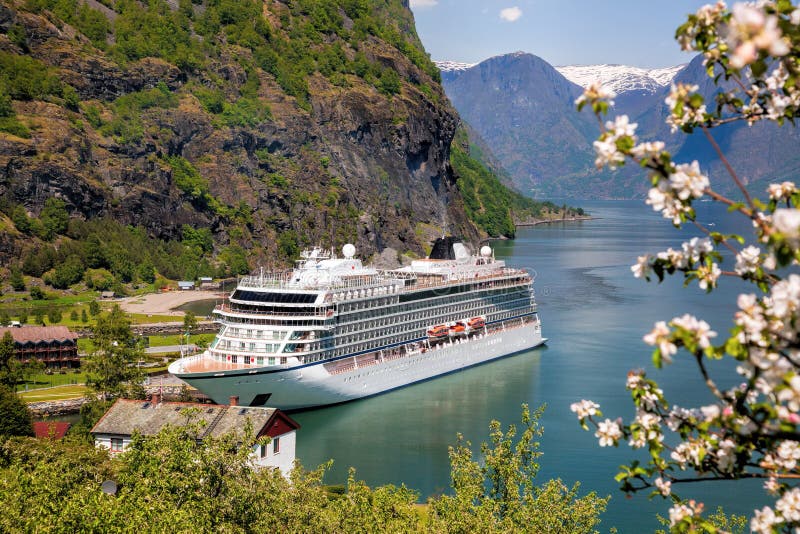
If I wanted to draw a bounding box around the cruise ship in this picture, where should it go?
[169,240,546,410]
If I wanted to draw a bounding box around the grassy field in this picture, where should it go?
[20,370,86,390]
[148,333,215,347]
[18,384,87,401]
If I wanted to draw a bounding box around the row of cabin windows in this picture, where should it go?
[223,327,286,341]
[335,283,527,318]
[336,285,529,327]
[337,292,532,335]
[286,297,533,363]
[324,304,533,360]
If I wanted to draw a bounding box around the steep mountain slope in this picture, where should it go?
[0,0,508,282]
[438,52,598,197]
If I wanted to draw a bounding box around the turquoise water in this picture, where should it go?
[293,201,766,532]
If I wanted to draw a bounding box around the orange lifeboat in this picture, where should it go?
[449,322,466,336]
[427,325,448,339]
[468,317,485,330]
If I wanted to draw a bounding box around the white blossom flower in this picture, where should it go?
[671,440,707,469]
[768,181,797,202]
[700,404,720,421]
[792,8,800,26]
[734,245,761,275]
[669,161,710,200]
[775,440,800,470]
[595,419,623,447]
[696,262,722,290]
[592,137,625,170]
[669,502,696,527]
[654,476,671,497]
[682,237,714,263]
[643,321,677,363]
[630,141,665,159]
[631,254,651,279]
[773,208,800,245]
[666,406,696,431]
[715,438,737,472]
[575,81,616,108]
[776,487,800,522]
[626,371,644,390]
[724,3,790,69]
[671,314,717,348]
[751,505,780,534]
[764,476,780,496]
[778,375,800,413]
[570,399,600,419]
[768,274,800,319]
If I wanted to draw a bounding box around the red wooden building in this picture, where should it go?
[0,326,80,369]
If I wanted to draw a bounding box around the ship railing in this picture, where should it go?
[214,304,332,319]
[237,272,405,292]
[169,353,204,374]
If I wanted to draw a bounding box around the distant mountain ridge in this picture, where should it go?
[555,64,685,95]
[437,52,800,199]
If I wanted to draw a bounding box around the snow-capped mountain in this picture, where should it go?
[554,64,685,94]
[434,60,477,73]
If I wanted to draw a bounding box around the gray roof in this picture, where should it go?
[91,399,278,440]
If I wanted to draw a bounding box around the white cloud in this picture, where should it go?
[410,0,438,8]
[499,6,523,22]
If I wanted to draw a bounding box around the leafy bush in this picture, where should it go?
[0,52,63,101]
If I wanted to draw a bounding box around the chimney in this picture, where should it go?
[229,395,239,407]
[151,392,160,405]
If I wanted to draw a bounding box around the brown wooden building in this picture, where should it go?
[0,326,80,369]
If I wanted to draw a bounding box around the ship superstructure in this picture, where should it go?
[169,242,546,410]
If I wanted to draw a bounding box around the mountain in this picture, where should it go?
[438,52,800,200]
[0,0,549,288]
[436,52,599,197]
[555,64,684,95]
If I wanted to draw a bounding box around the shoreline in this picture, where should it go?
[116,290,227,316]
[515,215,595,227]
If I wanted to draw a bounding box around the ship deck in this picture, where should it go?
[176,356,262,374]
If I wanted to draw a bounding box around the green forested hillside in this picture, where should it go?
[0,0,558,292]
[451,127,583,238]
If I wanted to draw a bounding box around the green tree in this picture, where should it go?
[0,332,22,388]
[39,197,69,241]
[17,311,27,325]
[88,300,100,316]
[570,3,800,532]
[183,311,198,336]
[84,305,143,400]
[29,286,44,300]
[46,307,62,324]
[32,308,45,326]
[9,268,24,292]
[0,312,9,326]
[0,385,33,437]
[428,404,608,533]
[10,205,31,233]
[80,309,88,323]
[69,309,78,322]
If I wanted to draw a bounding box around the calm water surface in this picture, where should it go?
[293,200,766,532]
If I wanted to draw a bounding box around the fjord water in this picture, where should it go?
[293,200,765,532]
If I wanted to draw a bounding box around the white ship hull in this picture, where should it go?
[173,323,546,411]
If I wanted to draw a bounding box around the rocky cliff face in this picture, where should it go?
[0,0,479,266]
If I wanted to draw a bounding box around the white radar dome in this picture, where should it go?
[342,243,356,258]
[480,245,492,258]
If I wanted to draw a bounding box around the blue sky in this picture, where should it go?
[410,0,715,68]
